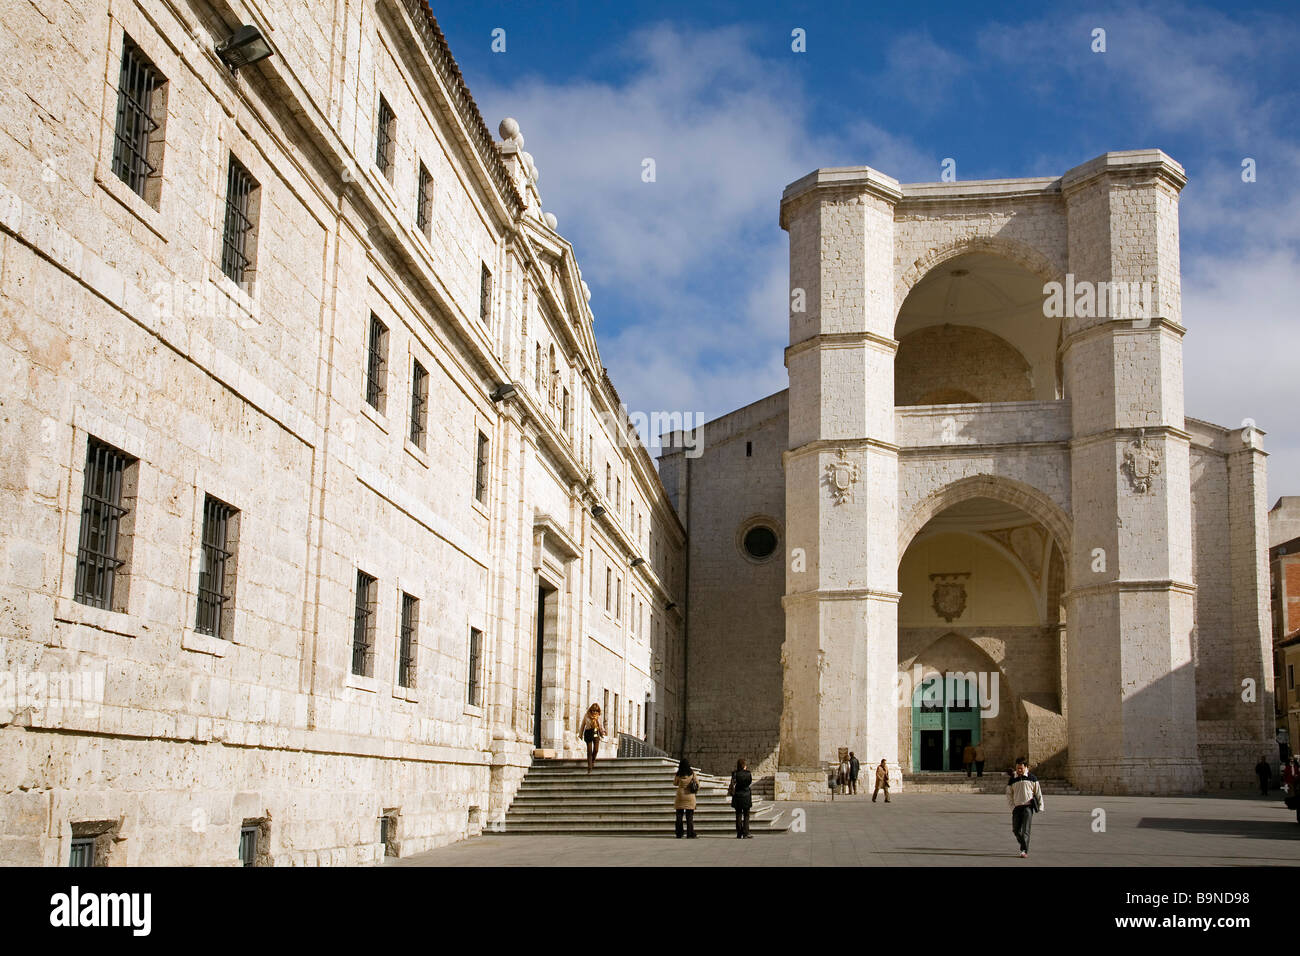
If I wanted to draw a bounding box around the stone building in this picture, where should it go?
[661,155,1275,798]
[0,1,684,865]
[1269,498,1300,756]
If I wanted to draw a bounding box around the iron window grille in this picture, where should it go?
[352,571,377,676]
[196,495,235,637]
[398,593,418,689]
[474,430,489,503]
[365,313,388,412]
[221,155,257,285]
[111,36,162,199]
[238,825,258,866]
[74,439,134,610]
[467,627,483,706]
[409,360,428,448]
[479,264,493,325]
[376,96,395,179]
[416,163,433,234]
[69,837,95,867]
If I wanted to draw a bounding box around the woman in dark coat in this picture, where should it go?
[729,758,754,838]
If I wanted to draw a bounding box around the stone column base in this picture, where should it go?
[775,768,831,802]
[1069,757,1205,795]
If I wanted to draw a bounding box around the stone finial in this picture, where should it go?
[543,212,558,230]
[498,117,520,141]
[581,281,591,301]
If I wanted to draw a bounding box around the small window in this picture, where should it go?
[416,162,433,235]
[379,811,399,857]
[616,577,622,621]
[238,826,258,866]
[75,438,137,611]
[1290,664,1295,691]
[480,264,493,325]
[68,820,118,867]
[376,96,396,180]
[196,495,238,638]
[111,35,166,205]
[365,313,389,413]
[474,431,489,503]
[605,567,612,612]
[69,837,95,868]
[742,525,778,561]
[398,593,418,689]
[352,570,376,677]
[467,627,483,706]
[746,440,753,457]
[409,360,428,449]
[221,154,259,287]
[562,388,571,434]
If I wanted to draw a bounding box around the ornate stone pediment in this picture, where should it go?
[929,572,970,622]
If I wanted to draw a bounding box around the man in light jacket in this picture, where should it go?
[1006,757,1044,858]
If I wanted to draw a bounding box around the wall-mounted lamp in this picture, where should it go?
[216,25,274,71]
[665,601,677,612]
[490,383,518,403]
[630,557,645,568]
[590,505,606,518]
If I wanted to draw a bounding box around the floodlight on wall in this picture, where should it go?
[216,25,274,71]
[590,505,606,518]
[665,601,677,612]
[490,383,518,403]
[630,557,645,568]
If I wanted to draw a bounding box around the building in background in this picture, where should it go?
[0,0,683,865]
[1270,497,1300,759]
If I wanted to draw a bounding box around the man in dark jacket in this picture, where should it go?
[730,759,754,838]
[1255,756,1272,796]
[849,752,860,794]
[1006,758,1044,858]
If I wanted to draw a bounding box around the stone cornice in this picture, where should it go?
[785,330,898,365]
[782,588,902,608]
[780,166,903,228]
[1066,579,1197,599]
[1059,315,1186,353]
[1060,149,1188,197]
[783,436,900,466]
[1069,424,1192,450]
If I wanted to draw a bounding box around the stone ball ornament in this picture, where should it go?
[543,212,558,230]
[498,117,520,140]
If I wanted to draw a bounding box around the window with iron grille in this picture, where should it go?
[365,313,388,413]
[74,439,136,611]
[375,96,396,180]
[467,627,483,706]
[221,154,258,286]
[398,593,418,689]
[474,430,489,503]
[111,36,165,203]
[238,825,258,866]
[352,570,376,677]
[479,264,493,325]
[409,360,428,449]
[416,162,433,235]
[196,495,237,638]
[69,837,95,868]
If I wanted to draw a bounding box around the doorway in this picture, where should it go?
[533,583,558,750]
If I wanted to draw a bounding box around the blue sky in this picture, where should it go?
[436,1,1300,500]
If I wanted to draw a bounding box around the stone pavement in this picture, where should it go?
[390,792,1300,866]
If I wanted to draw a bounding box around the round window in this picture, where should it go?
[742,525,778,560]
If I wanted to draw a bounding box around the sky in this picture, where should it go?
[435,1,1300,501]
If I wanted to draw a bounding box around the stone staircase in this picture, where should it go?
[493,758,791,836]
[902,772,1082,795]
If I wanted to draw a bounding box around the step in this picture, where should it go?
[490,819,789,835]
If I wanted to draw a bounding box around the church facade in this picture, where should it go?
[661,155,1275,797]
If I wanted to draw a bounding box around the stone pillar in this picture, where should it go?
[775,168,903,800]
[1060,150,1204,793]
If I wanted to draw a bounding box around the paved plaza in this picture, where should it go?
[391,793,1300,866]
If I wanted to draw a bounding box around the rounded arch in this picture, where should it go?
[898,475,1073,579]
[894,235,1064,324]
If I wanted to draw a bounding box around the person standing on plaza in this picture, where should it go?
[849,752,861,795]
[962,742,977,777]
[578,703,605,773]
[1255,755,1272,796]
[838,754,851,795]
[1006,757,1044,858]
[973,741,986,777]
[729,758,753,838]
[673,758,699,839]
[872,759,891,803]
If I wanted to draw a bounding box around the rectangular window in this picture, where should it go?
[480,264,493,325]
[605,463,612,500]
[409,360,428,448]
[238,826,258,867]
[588,550,594,601]
[74,439,136,611]
[196,495,237,638]
[416,162,433,235]
[220,154,258,286]
[68,837,95,868]
[111,36,164,203]
[398,593,418,689]
[616,577,622,620]
[616,477,622,513]
[365,313,388,413]
[1290,664,1295,690]
[467,626,483,706]
[613,694,620,733]
[562,388,571,434]
[605,567,612,612]
[352,571,376,677]
[376,96,396,180]
[474,430,489,503]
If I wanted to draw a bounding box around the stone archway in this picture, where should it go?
[895,234,1065,314]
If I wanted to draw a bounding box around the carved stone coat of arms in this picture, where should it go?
[824,448,860,505]
[930,572,970,623]
[1123,429,1162,494]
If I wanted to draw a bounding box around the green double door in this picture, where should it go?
[912,676,982,772]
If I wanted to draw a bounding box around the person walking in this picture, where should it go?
[673,758,699,839]
[849,752,861,795]
[1007,757,1044,858]
[962,742,977,777]
[578,703,605,773]
[872,759,891,803]
[729,758,753,838]
[838,755,851,795]
[1255,755,1272,796]
[973,742,986,778]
